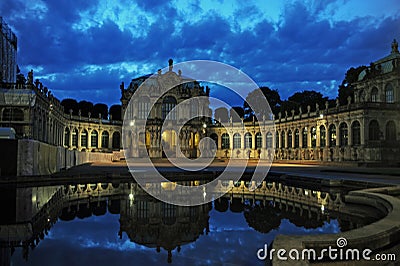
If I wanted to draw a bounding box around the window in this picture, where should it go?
[245,133,252,149]
[339,123,348,146]
[112,131,121,149]
[294,129,300,148]
[302,128,308,148]
[81,130,88,148]
[311,127,317,147]
[371,87,378,102]
[368,120,380,141]
[267,132,273,148]
[137,200,148,223]
[162,202,176,225]
[320,125,326,147]
[386,121,396,141]
[91,130,98,148]
[72,129,78,147]
[328,124,336,147]
[101,131,109,148]
[221,133,230,149]
[281,131,286,148]
[351,121,361,145]
[138,98,150,119]
[288,130,292,148]
[233,133,241,149]
[162,96,177,120]
[255,132,262,149]
[385,84,394,103]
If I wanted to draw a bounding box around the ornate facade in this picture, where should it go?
[121,59,211,158]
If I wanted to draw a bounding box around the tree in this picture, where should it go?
[93,103,108,119]
[109,104,122,120]
[244,87,281,119]
[78,100,94,117]
[286,90,328,113]
[230,106,244,122]
[61,99,79,115]
[338,66,367,105]
[214,107,229,123]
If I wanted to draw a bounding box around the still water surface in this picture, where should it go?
[1,180,373,266]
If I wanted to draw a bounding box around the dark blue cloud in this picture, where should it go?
[0,0,399,106]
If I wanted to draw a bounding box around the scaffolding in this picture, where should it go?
[0,17,17,84]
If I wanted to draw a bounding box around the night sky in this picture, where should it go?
[1,0,399,107]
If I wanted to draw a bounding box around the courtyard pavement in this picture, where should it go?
[50,159,400,186]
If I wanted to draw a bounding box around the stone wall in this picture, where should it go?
[16,139,114,176]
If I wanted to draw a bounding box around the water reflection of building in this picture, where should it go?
[119,189,211,263]
[0,180,385,265]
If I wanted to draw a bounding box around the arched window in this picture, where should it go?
[339,122,348,146]
[368,120,380,141]
[280,131,285,148]
[71,128,78,147]
[138,97,150,119]
[328,124,336,147]
[320,125,326,147]
[311,127,317,148]
[245,133,252,149]
[371,87,378,102]
[255,132,262,149]
[302,128,308,148]
[266,132,273,148]
[221,133,230,149]
[64,128,70,147]
[2,108,24,121]
[91,130,98,148]
[288,130,292,148]
[386,121,396,141]
[210,133,218,148]
[233,133,241,149]
[385,84,394,103]
[81,130,88,148]
[101,131,109,148]
[162,96,177,120]
[294,129,300,148]
[351,121,361,145]
[112,131,121,149]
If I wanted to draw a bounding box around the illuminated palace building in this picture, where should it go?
[1,17,400,165]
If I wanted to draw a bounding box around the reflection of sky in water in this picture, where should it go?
[11,207,339,266]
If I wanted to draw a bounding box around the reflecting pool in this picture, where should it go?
[0,179,382,266]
